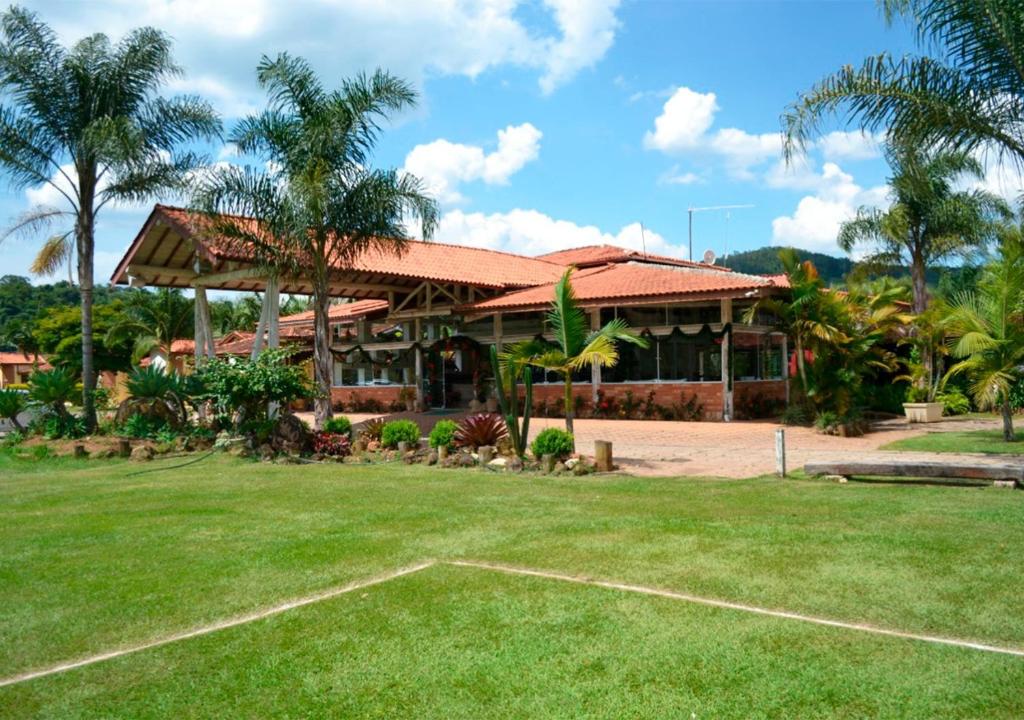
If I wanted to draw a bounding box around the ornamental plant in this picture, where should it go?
[0,388,27,431]
[380,419,420,448]
[454,413,508,449]
[531,427,574,460]
[428,419,458,450]
[194,348,309,428]
[312,431,352,457]
[322,416,352,437]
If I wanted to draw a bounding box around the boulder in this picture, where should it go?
[130,445,154,462]
[507,456,523,472]
[425,451,438,466]
[271,413,309,455]
[487,457,507,469]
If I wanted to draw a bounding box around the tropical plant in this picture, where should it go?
[504,268,648,438]
[105,289,194,365]
[0,7,220,430]
[454,413,508,449]
[531,427,574,460]
[311,431,352,457]
[32,302,134,374]
[943,233,1024,441]
[784,1,1024,169]
[194,348,309,428]
[27,367,76,422]
[358,418,385,443]
[380,419,420,449]
[116,365,189,427]
[193,54,438,428]
[428,419,458,451]
[0,387,27,431]
[322,416,352,437]
[491,344,532,458]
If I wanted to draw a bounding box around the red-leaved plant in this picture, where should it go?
[454,413,508,449]
[312,431,352,457]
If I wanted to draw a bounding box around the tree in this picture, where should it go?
[503,268,648,438]
[105,288,194,365]
[33,302,133,374]
[195,54,438,428]
[943,229,1024,441]
[783,0,1024,169]
[0,7,220,430]
[838,142,1008,394]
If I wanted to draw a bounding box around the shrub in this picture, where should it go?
[194,348,309,428]
[428,419,458,450]
[119,413,167,439]
[938,390,972,416]
[381,419,420,448]
[322,416,352,437]
[312,431,352,457]
[531,427,574,459]
[454,413,508,448]
[780,404,812,426]
[358,418,385,442]
[0,388,28,431]
[29,368,77,421]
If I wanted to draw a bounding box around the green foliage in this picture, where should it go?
[322,416,352,437]
[428,419,458,450]
[119,413,167,439]
[531,427,574,460]
[0,388,27,429]
[311,431,351,457]
[126,366,185,402]
[726,246,856,285]
[41,413,86,439]
[380,420,420,449]
[28,368,76,415]
[937,390,971,416]
[491,344,532,458]
[31,302,134,373]
[194,349,309,428]
[105,288,194,364]
[358,418,385,443]
[454,413,508,449]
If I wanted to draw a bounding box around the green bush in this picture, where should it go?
[0,388,28,430]
[194,348,309,428]
[322,416,352,437]
[531,427,574,459]
[381,419,420,448]
[428,419,458,450]
[119,413,167,439]
[937,390,972,416]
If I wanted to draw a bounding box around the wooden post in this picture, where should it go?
[438,445,448,462]
[118,438,131,458]
[73,444,87,459]
[775,428,786,478]
[594,440,613,472]
[397,441,409,454]
[494,313,503,352]
[541,453,555,473]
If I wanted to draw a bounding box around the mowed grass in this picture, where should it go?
[884,429,1024,454]
[1,453,1023,717]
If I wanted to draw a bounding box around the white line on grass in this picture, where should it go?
[449,559,1024,658]
[0,561,436,689]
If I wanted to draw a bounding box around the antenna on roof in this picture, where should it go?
[687,204,754,261]
[640,222,648,258]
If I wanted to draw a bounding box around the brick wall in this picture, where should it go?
[733,379,787,419]
[330,385,408,409]
[528,381,726,421]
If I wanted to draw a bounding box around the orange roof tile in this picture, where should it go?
[279,298,388,327]
[538,244,731,272]
[136,205,564,289]
[461,263,785,313]
[0,352,50,368]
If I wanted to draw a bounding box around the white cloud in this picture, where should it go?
[643,87,719,152]
[658,165,703,186]
[709,128,782,180]
[403,123,542,204]
[771,163,888,254]
[969,149,1024,203]
[36,0,621,117]
[26,163,155,213]
[816,130,884,161]
[433,208,683,258]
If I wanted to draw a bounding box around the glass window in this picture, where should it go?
[605,339,658,382]
[619,305,665,329]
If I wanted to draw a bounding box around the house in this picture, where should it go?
[0,352,51,387]
[111,205,790,420]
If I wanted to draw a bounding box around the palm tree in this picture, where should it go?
[783,0,1024,168]
[838,142,1008,393]
[943,231,1024,441]
[503,268,649,438]
[195,54,438,428]
[0,7,220,430]
[105,288,194,366]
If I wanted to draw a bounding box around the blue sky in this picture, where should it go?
[1,0,1015,284]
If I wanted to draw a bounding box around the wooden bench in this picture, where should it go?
[804,460,1023,488]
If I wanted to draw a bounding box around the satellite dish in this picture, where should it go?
[702,249,716,265]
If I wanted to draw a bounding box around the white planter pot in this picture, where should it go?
[903,402,944,423]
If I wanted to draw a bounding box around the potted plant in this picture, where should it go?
[901,309,946,423]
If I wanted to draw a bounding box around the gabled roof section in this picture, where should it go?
[461,262,787,314]
[538,244,731,272]
[279,299,389,327]
[111,205,565,291]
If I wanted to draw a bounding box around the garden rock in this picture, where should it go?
[554,461,567,475]
[130,445,154,462]
[507,456,523,472]
[457,452,476,468]
[271,413,309,454]
[425,450,438,466]
[258,443,275,461]
[565,458,579,470]
[487,457,506,470]
[403,451,417,464]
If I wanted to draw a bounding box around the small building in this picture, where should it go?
[0,352,51,387]
[111,205,791,420]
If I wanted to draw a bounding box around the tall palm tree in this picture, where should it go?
[503,268,648,438]
[195,54,438,428]
[943,230,1024,441]
[105,288,194,366]
[0,7,220,430]
[783,1,1024,168]
[838,142,1008,392]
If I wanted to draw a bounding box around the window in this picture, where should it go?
[605,340,658,382]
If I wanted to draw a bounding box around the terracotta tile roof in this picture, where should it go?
[279,298,388,327]
[144,205,564,289]
[0,352,50,368]
[537,244,731,272]
[461,263,786,313]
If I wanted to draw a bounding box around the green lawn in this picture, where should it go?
[884,429,1024,454]
[2,454,1023,717]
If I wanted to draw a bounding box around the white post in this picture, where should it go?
[266,275,280,349]
[414,317,423,409]
[251,290,268,361]
[721,298,733,422]
[775,428,786,477]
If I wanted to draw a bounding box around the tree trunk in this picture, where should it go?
[1002,397,1015,442]
[312,277,333,430]
[795,333,808,397]
[77,175,97,432]
[910,250,933,399]
[563,375,574,440]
